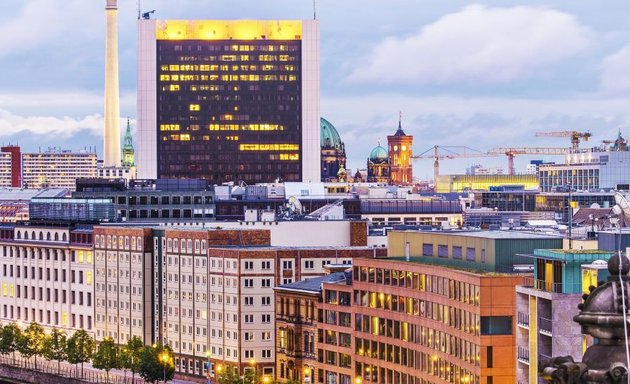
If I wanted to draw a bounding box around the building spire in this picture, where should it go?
[394,111,406,136]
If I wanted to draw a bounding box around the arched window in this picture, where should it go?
[24,231,29,240]
[54,233,59,241]
[16,231,21,239]
[39,232,43,240]
[62,233,67,242]
[46,232,51,241]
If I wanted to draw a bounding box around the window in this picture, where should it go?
[261,261,271,270]
[437,244,448,258]
[480,316,512,335]
[422,243,433,257]
[261,332,271,341]
[261,296,271,306]
[261,314,271,323]
[466,247,476,261]
[244,332,254,341]
[304,260,314,269]
[282,260,292,270]
[244,261,254,270]
[244,279,253,288]
[244,314,254,323]
[261,279,271,288]
[244,297,253,306]
[262,350,271,358]
[244,350,254,359]
[452,246,462,259]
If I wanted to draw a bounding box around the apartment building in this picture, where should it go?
[22,149,97,190]
[0,223,94,335]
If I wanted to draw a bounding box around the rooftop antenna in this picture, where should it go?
[137,0,141,20]
[313,0,317,20]
[142,9,156,20]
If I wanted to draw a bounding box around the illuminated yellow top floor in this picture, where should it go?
[155,20,304,41]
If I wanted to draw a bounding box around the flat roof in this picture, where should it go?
[392,229,562,240]
[376,256,517,276]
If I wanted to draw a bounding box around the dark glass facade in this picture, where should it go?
[156,39,303,183]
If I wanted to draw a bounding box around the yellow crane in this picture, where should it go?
[535,130,592,152]
[412,145,497,183]
[487,147,569,175]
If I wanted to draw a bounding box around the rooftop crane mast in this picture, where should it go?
[535,130,592,152]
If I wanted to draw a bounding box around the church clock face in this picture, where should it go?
[402,145,407,151]
[394,145,398,151]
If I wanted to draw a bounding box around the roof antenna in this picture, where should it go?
[137,0,141,20]
[313,0,317,20]
[399,111,402,129]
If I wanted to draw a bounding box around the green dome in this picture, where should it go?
[370,145,388,162]
[320,117,343,150]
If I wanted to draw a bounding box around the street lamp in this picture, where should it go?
[160,351,169,383]
[354,377,363,384]
[262,375,271,384]
[249,358,256,384]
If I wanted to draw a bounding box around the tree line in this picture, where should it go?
[0,322,175,383]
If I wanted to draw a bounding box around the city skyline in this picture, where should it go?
[0,1,630,177]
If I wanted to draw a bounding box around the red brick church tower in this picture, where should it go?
[387,113,413,185]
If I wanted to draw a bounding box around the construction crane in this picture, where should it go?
[535,131,592,152]
[412,145,497,184]
[487,147,569,175]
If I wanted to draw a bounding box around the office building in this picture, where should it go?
[22,149,97,190]
[436,174,538,193]
[73,178,216,222]
[515,249,614,384]
[137,19,320,183]
[0,223,95,335]
[94,225,381,380]
[538,148,630,192]
[275,255,527,384]
[387,230,562,273]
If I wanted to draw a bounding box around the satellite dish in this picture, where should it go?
[287,196,303,215]
[614,191,630,218]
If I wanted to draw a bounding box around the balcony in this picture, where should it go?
[517,311,529,328]
[517,346,530,365]
[539,316,553,336]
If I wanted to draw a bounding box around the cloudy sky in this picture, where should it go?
[1,0,630,178]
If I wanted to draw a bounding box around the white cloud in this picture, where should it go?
[601,44,630,96]
[0,108,102,138]
[346,4,591,85]
[0,0,100,58]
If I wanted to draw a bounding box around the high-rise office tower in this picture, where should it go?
[137,19,320,183]
[104,0,121,167]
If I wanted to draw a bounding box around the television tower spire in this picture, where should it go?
[104,0,121,167]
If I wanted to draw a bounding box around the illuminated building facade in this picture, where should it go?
[22,150,98,191]
[137,20,320,184]
[387,117,413,185]
[0,224,95,336]
[367,144,389,184]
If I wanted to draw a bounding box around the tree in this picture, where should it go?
[17,322,45,369]
[0,323,21,364]
[217,365,242,384]
[120,336,144,384]
[92,337,120,384]
[139,344,175,383]
[42,328,68,374]
[67,329,95,379]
